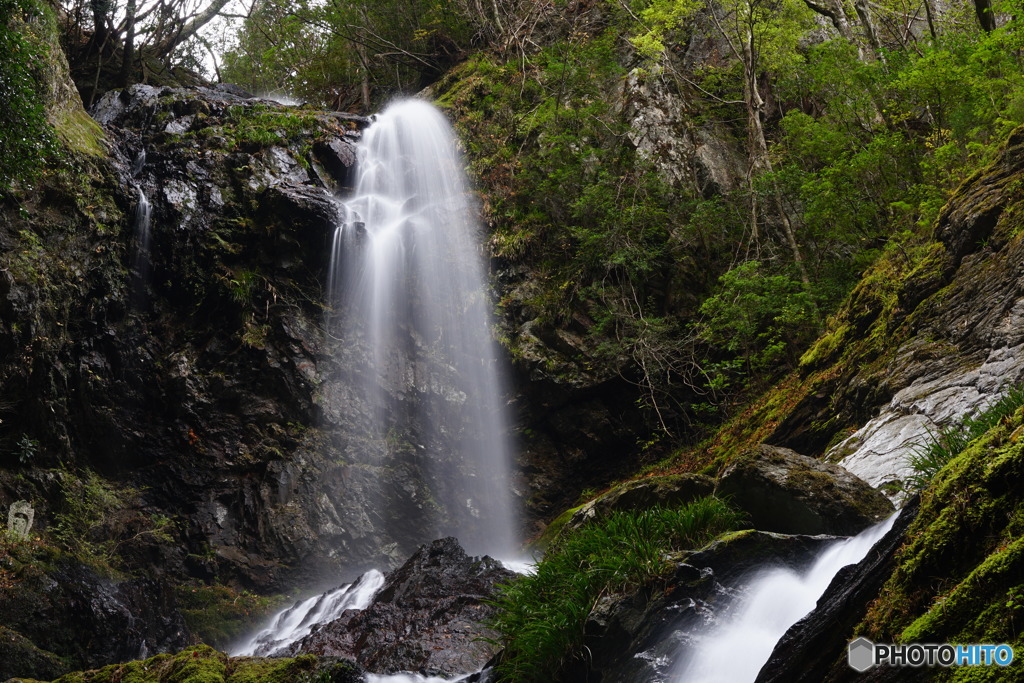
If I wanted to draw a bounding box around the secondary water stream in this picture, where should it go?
[130,149,152,305]
[671,513,897,682]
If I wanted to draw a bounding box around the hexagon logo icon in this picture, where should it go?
[848,637,875,672]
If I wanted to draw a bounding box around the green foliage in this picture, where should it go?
[50,467,175,568]
[221,0,476,108]
[0,0,57,194]
[698,260,818,387]
[904,385,1024,492]
[15,434,39,465]
[488,497,745,681]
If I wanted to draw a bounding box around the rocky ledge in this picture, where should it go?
[292,537,515,677]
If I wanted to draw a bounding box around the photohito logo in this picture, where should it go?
[848,637,1015,672]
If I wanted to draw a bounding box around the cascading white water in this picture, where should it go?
[327,98,517,559]
[130,149,152,304]
[365,674,471,683]
[233,569,385,656]
[672,514,897,683]
[130,186,152,304]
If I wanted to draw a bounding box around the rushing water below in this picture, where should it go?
[328,98,517,559]
[233,569,385,656]
[671,514,897,682]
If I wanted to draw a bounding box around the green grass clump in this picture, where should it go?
[488,496,745,682]
[905,385,1024,492]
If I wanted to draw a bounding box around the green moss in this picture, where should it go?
[46,648,336,683]
[164,646,227,683]
[53,108,106,157]
[176,583,283,649]
[531,503,585,551]
[225,655,318,683]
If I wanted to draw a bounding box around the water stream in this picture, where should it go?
[234,569,385,656]
[130,150,152,305]
[233,99,518,666]
[671,514,897,682]
[327,98,516,560]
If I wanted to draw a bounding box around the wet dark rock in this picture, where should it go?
[213,83,255,98]
[756,498,919,683]
[314,138,359,191]
[0,561,188,678]
[579,532,837,682]
[292,537,515,676]
[716,445,894,535]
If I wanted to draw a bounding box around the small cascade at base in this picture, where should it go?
[672,514,897,682]
[232,569,385,657]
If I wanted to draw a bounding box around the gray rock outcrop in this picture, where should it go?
[716,445,894,535]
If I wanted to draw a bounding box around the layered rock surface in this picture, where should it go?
[292,537,514,676]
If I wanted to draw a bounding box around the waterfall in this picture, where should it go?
[672,514,897,682]
[327,98,517,560]
[233,569,385,656]
[130,186,152,303]
[130,150,152,305]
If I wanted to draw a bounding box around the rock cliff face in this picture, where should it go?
[2,66,542,675]
[756,128,1024,491]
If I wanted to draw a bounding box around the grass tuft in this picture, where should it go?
[904,385,1024,492]
[487,496,745,682]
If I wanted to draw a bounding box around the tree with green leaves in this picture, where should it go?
[635,0,815,283]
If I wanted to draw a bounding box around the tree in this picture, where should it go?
[59,0,236,104]
[635,0,814,284]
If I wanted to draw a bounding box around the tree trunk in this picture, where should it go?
[743,27,810,285]
[854,0,885,62]
[120,0,137,87]
[974,0,997,31]
[89,0,110,50]
[152,0,234,58]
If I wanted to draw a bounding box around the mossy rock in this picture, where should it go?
[40,646,362,683]
[685,528,838,582]
[857,408,1024,673]
[562,473,716,535]
[716,444,893,535]
[0,625,67,681]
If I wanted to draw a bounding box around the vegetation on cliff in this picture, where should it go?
[856,403,1024,681]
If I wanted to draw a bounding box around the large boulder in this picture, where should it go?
[716,445,893,535]
[292,538,514,677]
